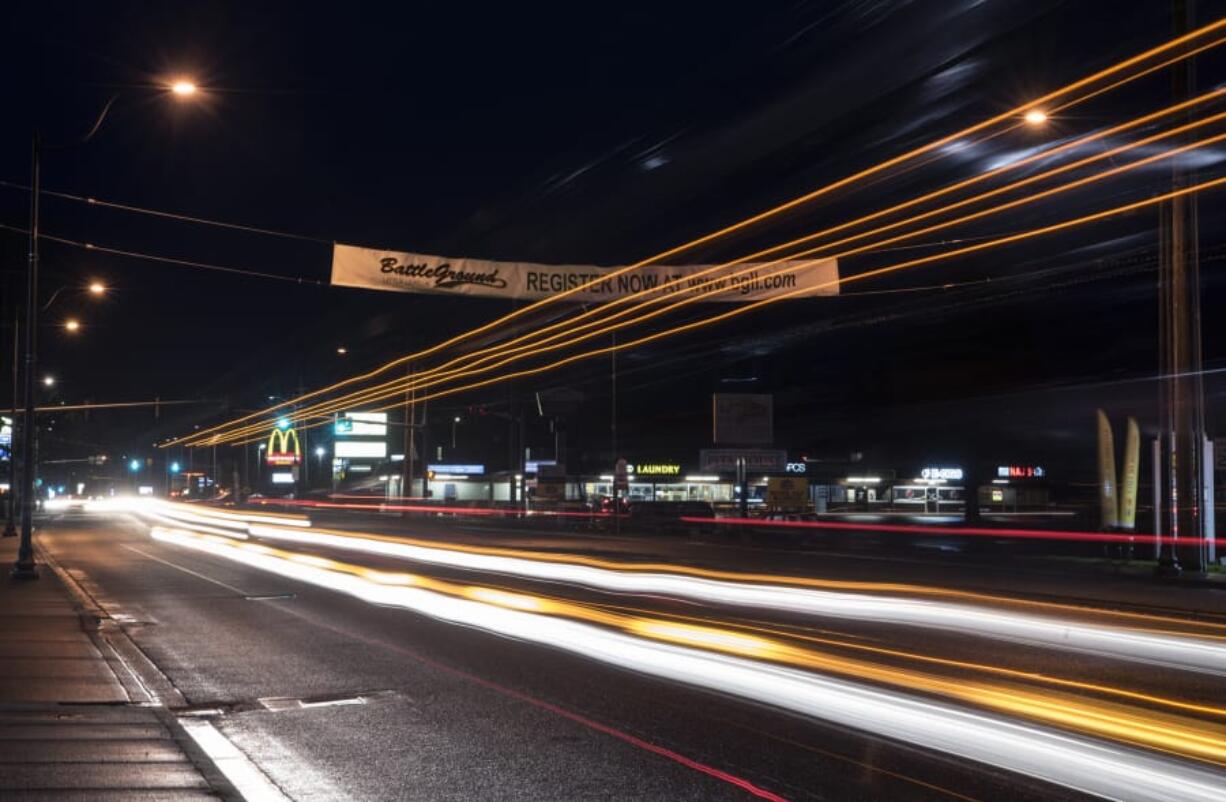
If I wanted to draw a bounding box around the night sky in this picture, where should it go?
[3,0,1225,482]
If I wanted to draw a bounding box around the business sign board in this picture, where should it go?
[335,440,388,459]
[629,463,681,477]
[766,477,809,510]
[920,467,963,481]
[535,478,566,501]
[996,465,1046,478]
[712,394,773,445]
[700,449,787,473]
[427,464,484,475]
[266,428,301,466]
[336,412,388,437]
[332,243,839,304]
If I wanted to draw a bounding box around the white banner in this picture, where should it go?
[330,243,838,303]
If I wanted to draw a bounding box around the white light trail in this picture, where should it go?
[151,527,1226,802]
[240,522,1226,677]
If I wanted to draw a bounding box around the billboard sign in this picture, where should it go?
[766,477,809,509]
[331,243,839,304]
[266,427,301,466]
[712,394,773,445]
[336,411,388,437]
[700,449,787,473]
[334,441,388,459]
[427,464,484,475]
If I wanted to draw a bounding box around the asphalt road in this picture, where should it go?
[32,508,1226,801]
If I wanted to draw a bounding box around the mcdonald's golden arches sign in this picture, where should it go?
[266,426,301,466]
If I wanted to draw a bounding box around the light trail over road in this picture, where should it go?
[133,502,1226,676]
[86,500,1226,800]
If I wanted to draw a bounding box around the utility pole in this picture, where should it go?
[1157,0,1209,576]
[403,361,414,498]
[611,330,620,534]
[4,294,18,538]
[13,133,42,579]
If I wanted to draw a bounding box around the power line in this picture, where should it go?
[0,179,331,244]
[2,399,215,414]
[0,222,326,286]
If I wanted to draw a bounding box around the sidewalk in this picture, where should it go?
[0,536,225,799]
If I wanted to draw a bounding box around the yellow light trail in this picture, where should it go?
[156,525,1226,766]
[220,119,1226,440]
[591,598,1226,719]
[210,170,1226,446]
[243,519,1226,638]
[166,21,1226,448]
[181,98,1226,446]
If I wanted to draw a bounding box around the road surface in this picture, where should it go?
[31,504,1226,801]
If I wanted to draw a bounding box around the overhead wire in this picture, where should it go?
[215,174,1226,446]
[164,21,1226,445]
[183,117,1226,445]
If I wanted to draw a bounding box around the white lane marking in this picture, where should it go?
[178,717,291,802]
[122,544,250,596]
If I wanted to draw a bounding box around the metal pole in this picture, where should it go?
[1152,436,1163,560]
[13,134,40,579]
[403,362,413,498]
[611,331,619,534]
[4,301,18,538]
[1157,0,1205,575]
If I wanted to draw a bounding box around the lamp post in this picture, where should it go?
[4,278,102,539]
[13,83,198,579]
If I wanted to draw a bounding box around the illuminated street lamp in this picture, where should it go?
[14,79,201,579]
[63,319,80,333]
[336,346,348,355]
[87,281,106,296]
[1023,109,1048,126]
[41,376,54,388]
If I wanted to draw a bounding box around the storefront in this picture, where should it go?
[980,464,1052,511]
[583,460,737,504]
[889,466,965,512]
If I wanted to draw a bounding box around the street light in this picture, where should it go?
[87,281,106,296]
[1023,109,1048,126]
[452,416,462,449]
[63,319,80,333]
[41,376,54,388]
[336,346,348,355]
[13,80,200,579]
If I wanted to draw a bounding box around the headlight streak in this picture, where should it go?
[181,98,1226,446]
[232,520,1226,676]
[159,525,1226,762]
[143,502,1226,636]
[165,22,1226,449]
[147,525,1226,800]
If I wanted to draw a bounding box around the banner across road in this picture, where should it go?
[331,243,839,303]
